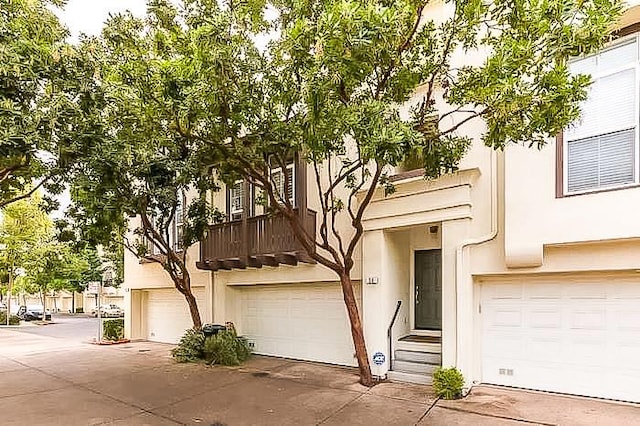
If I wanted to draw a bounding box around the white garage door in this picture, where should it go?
[481,277,640,402]
[239,283,359,366]
[145,287,206,344]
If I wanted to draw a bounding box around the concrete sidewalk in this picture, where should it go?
[1,329,639,425]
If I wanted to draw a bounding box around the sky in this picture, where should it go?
[55,0,147,41]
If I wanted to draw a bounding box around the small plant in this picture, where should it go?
[432,367,465,400]
[103,319,124,341]
[172,328,205,363]
[203,330,251,366]
[0,311,20,325]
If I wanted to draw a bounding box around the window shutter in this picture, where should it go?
[599,130,635,186]
[567,137,599,192]
[567,129,635,193]
[565,68,636,141]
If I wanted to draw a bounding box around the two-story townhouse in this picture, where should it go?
[468,6,640,402]
[123,2,640,404]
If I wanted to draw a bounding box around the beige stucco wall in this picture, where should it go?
[123,188,213,339]
[122,1,640,389]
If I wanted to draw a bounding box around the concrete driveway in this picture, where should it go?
[1,327,639,425]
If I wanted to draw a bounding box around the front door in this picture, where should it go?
[414,250,442,330]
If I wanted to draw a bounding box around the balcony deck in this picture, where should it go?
[196,209,317,271]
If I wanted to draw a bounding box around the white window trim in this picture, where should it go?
[563,34,640,196]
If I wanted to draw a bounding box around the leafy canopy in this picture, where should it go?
[0,0,91,210]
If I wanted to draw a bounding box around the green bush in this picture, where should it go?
[103,319,124,340]
[171,328,205,363]
[433,367,465,400]
[0,311,20,325]
[203,330,251,366]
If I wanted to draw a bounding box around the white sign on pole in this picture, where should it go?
[87,282,100,294]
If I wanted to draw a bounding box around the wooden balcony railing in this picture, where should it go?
[196,209,317,271]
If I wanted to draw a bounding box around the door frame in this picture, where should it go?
[409,248,443,336]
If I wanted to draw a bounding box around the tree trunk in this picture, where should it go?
[177,276,202,329]
[183,289,202,329]
[339,272,374,387]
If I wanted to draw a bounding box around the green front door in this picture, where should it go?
[414,249,442,330]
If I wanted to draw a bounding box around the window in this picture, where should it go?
[173,192,185,251]
[270,163,295,206]
[563,37,639,195]
[230,180,244,221]
[142,192,185,255]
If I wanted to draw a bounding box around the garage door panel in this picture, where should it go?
[239,283,359,366]
[529,309,562,328]
[146,288,205,344]
[482,278,640,402]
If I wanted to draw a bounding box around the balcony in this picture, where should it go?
[196,208,317,271]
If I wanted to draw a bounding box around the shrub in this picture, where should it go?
[75,307,84,314]
[103,319,124,341]
[171,328,205,363]
[203,330,252,366]
[0,311,20,325]
[432,367,465,400]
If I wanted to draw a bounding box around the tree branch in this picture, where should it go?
[0,174,52,209]
[374,2,426,98]
[440,108,488,135]
[345,163,383,270]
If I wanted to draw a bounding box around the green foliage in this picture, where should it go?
[0,311,20,325]
[0,195,107,300]
[68,0,621,385]
[171,328,205,363]
[433,367,465,400]
[103,319,125,341]
[203,330,252,366]
[0,0,89,209]
[0,195,52,297]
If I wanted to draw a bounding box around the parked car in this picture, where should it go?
[91,304,123,318]
[16,305,51,321]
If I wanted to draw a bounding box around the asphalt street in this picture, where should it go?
[10,315,99,342]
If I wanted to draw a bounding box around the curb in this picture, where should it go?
[91,339,131,346]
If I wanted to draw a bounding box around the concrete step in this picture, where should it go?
[395,340,441,354]
[395,349,441,364]
[387,370,432,385]
[393,360,438,375]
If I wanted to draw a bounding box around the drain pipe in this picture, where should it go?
[454,149,499,392]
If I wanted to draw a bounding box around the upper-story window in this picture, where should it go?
[225,161,297,220]
[229,180,245,221]
[270,163,295,206]
[144,191,186,255]
[172,192,185,251]
[564,37,638,195]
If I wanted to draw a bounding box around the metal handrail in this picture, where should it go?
[387,301,402,371]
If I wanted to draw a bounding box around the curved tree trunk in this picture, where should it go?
[176,275,202,330]
[183,289,202,329]
[339,272,374,387]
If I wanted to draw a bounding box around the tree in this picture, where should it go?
[76,0,621,385]
[21,242,69,312]
[0,0,90,210]
[65,7,219,329]
[0,194,52,316]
